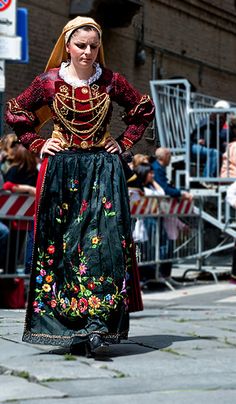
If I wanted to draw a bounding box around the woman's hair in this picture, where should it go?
[132,153,150,168]
[0,133,19,153]
[67,25,101,44]
[134,163,153,185]
[9,144,37,173]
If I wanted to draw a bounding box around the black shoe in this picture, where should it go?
[88,334,109,355]
[70,342,92,358]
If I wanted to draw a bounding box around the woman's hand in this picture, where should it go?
[25,185,36,196]
[104,137,121,154]
[198,139,205,145]
[181,191,193,201]
[41,138,63,156]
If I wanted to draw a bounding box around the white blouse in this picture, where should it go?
[59,62,102,88]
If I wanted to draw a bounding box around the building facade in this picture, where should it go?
[4,0,236,153]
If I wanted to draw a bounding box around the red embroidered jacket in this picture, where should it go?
[5,67,155,154]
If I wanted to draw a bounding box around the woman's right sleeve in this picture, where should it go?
[5,75,48,154]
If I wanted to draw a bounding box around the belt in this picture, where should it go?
[51,128,111,150]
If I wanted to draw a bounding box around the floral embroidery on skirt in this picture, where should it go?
[23,149,138,347]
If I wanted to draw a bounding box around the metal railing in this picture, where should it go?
[150,79,236,188]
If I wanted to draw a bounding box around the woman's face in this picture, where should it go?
[145,170,154,185]
[66,28,100,69]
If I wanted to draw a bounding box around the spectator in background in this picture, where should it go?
[131,153,150,169]
[3,143,38,191]
[220,117,236,179]
[0,221,10,272]
[0,133,20,177]
[0,135,15,273]
[152,147,192,200]
[226,181,236,283]
[151,147,192,284]
[2,144,38,275]
[133,163,165,196]
[190,100,230,178]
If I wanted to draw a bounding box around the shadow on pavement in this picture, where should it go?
[36,334,216,360]
[128,334,212,350]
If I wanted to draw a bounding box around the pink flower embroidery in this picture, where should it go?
[104,201,112,209]
[78,298,88,313]
[50,299,57,308]
[79,263,87,275]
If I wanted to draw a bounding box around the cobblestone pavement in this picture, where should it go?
[0,281,236,403]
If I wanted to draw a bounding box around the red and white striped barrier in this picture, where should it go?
[159,198,194,215]
[129,190,159,215]
[0,190,194,219]
[129,189,194,216]
[0,193,35,219]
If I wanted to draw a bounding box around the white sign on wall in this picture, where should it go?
[0,0,17,36]
[0,35,21,59]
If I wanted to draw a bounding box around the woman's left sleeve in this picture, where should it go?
[111,72,155,151]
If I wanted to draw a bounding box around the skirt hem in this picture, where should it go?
[22,329,129,347]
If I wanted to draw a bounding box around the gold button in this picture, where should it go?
[80,141,89,149]
[81,87,88,94]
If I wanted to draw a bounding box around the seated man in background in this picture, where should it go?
[152,147,192,200]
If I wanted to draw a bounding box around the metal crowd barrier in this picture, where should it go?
[129,189,236,290]
[0,191,35,278]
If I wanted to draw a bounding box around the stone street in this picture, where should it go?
[0,281,236,404]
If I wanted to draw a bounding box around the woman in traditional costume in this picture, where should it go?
[5,16,154,356]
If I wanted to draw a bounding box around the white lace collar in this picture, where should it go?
[59,62,102,88]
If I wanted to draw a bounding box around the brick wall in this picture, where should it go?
[4,0,236,155]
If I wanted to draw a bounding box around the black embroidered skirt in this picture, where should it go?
[23,149,142,347]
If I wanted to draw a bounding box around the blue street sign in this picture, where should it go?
[16,7,29,63]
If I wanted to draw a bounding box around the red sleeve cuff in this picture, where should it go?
[3,181,16,192]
